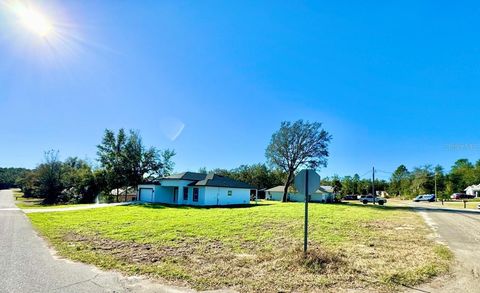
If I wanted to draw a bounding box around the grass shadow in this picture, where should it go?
[341,202,416,211]
[128,202,273,210]
[346,201,480,215]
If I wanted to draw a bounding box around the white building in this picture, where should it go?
[464,184,480,197]
[265,185,335,203]
[137,172,255,206]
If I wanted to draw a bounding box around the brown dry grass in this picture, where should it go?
[29,202,452,292]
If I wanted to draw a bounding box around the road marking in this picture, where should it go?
[0,207,21,211]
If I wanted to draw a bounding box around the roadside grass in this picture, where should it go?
[389,197,480,210]
[11,188,44,208]
[432,201,479,210]
[28,201,452,292]
[18,202,97,209]
[11,189,95,209]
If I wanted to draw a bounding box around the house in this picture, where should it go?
[376,191,389,197]
[464,184,480,197]
[110,187,137,201]
[265,185,335,203]
[137,172,255,206]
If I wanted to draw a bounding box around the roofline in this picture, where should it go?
[198,185,257,189]
[138,183,256,189]
[160,178,197,181]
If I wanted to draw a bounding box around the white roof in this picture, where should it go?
[464,184,480,191]
[266,185,288,192]
[266,185,334,194]
[320,185,334,193]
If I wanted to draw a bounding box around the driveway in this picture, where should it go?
[400,202,480,293]
[0,189,198,293]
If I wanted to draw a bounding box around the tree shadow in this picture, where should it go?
[343,203,415,211]
[344,201,480,215]
[126,202,272,210]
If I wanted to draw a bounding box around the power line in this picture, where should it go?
[358,170,372,178]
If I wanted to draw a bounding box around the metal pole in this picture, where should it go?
[372,167,375,205]
[304,170,309,254]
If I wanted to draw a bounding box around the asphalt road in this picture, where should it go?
[0,189,197,293]
[403,202,480,293]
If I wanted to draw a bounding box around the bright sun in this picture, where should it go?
[11,2,53,37]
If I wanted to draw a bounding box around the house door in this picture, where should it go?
[173,187,178,203]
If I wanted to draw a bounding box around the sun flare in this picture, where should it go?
[10,2,53,37]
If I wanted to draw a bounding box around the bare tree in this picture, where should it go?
[265,120,332,202]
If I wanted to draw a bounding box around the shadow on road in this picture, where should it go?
[345,201,480,216]
[130,202,272,210]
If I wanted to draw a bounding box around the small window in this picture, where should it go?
[228,190,232,196]
[193,188,199,202]
[183,187,188,200]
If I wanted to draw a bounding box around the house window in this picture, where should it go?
[193,188,199,202]
[183,187,188,200]
[228,190,232,196]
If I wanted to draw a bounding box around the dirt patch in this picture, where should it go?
[64,233,227,265]
[294,246,345,273]
[62,232,353,292]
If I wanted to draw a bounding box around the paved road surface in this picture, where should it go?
[403,202,480,293]
[23,202,130,214]
[0,189,198,293]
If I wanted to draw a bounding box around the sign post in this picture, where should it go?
[294,169,320,253]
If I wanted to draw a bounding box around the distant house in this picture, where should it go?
[376,191,389,197]
[265,185,334,203]
[464,184,480,197]
[137,172,255,206]
[110,187,137,201]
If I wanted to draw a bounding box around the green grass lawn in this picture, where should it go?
[28,201,452,292]
[11,188,44,208]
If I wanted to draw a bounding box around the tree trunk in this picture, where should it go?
[282,170,294,202]
[125,185,128,202]
[116,188,119,202]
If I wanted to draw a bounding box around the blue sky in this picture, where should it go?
[1,1,480,179]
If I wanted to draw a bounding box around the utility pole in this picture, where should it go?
[372,166,376,205]
[434,172,438,202]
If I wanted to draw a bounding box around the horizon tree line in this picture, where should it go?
[4,129,175,204]
[320,159,480,199]
[3,120,480,203]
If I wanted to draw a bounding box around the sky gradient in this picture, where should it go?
[1,1,480,179]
